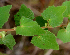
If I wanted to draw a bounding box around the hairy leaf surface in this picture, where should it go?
[14,4,34,26]
[41,6,66,27]
[2,34,16,50]
[31,30,59,50]
[0,5,12,28]
[62,1,70,20]
[16,16,45,36]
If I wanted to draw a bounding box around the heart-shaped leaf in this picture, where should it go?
[31,30,59,50]
[16,16,45,36]
[41,6,66,27]
[14,4,34,26]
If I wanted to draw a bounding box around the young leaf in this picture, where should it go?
[41,6,66,27]
[0,5,12,28]
[14,4,34,26]
[2,34,16,50]
[36,16,47,27]
[57,22,70,43]
[62,1,70,20]
[0,31,6,44]
[31,30,59,50]
[16,16,45,36]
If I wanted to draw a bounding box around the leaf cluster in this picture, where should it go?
[0,1,70,50]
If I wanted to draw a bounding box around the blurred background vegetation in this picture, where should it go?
[0,0,70,55]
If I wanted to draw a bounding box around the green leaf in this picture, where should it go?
[36,16,47,27]
[14,4,34,26]
[0,39,3,44]
[62,1,70,20]
[0,5,12,28]
[57,22,70,43]
[31,30,59,50]
[41,6,66,27]
[2,34,16,50]
[16,16,45,36]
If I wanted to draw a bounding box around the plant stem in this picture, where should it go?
[0,24,67,31]
[0,29,15,31]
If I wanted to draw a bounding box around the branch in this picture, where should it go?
[0,24,67,32]
[0,29,15,31]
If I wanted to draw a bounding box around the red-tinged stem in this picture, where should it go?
[0,29,15,31]
[0,24,66,32]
